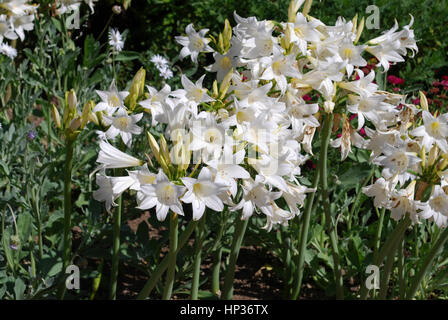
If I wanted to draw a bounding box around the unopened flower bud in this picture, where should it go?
[52,104,62,129]
[323,101,335,113]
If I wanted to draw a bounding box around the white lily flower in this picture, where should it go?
[231,176,282,219]
[97,140,143,169]
[181,167,228,220]
[175,23,214,63]
[94,80,129,115]
[137,170,186,221]
[103,108,143,147]
[410,111,448,153]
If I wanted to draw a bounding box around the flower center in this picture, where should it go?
[115,116,129,130]
[108,94,120,107]
[219,56,232,69]
[343,47,353,59]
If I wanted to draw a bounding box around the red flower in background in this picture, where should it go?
[303,94,311,101]
[387,75,405,85]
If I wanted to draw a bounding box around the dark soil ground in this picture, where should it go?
[112,212,326,300]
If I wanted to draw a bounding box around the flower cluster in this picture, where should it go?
[90,0,433,232]
[362,93,448,228]
[0,0,37,58]
[151,54,173,80]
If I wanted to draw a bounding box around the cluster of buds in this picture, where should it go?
[52,89,95,142]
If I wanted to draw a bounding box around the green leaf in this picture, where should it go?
[17,212,33,245]
[114,51,140,62]
[14,278,26,300]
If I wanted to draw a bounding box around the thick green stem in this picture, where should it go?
[162,213,179,300]
[319,113,344,300]
[292,169,320,300]
[57,138,75,300]
[191,215,206,300]
[109,190,122,300]
[136,220,197,300]
[407,226,448,299]
[221,217,249,300]
[211,247,223,296]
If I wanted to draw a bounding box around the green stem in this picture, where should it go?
[407,226,448,299]
[57,138,75,300]
[211,247,223,296]
[319,113,344,300]
[373,207,387,262]
[347,168,374,231]
[221,217,249,300]
[162,213,179,300]
[210,214,226,297]
[378,237,401,299]
[109,189,122,300]
[360,216,411,299]
[398,238,406,299]
[191,215,206,300]
[292,168,320,300]
[136,220,198,300]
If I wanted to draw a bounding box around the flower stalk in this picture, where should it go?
[221,216,249,300]
[162,212,179,300]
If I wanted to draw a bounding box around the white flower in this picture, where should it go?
[388,181,417,222]
[374,143,420,182]
[231,176,282,219]
[137,170,186,221]
[263,202,295,232]
[362,177,392,208]
[94,80,129,115]
[103,108,143,147]
[175,24,213,63]
[158,65,173,80]
[189,112,227,160]
[419,185,448,227]
[109,28,124,52]
[151,54,169,69]
[260,46,301,94]
[206,147,250,197]
[410,111,448,153]
[0,41,17,59]
[96,140,143,169]
[181,167,228,220]
[93,173,134,213]
[180,74,214,104]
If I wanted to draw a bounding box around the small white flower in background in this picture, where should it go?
[151,54,169,69]
[158,65,173,80]
[102,108,143,147]
[0,42,17,59]
[175,23,213,64]
[137,170,186,221]
[151,54,174,80]
[109,28,124,53]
